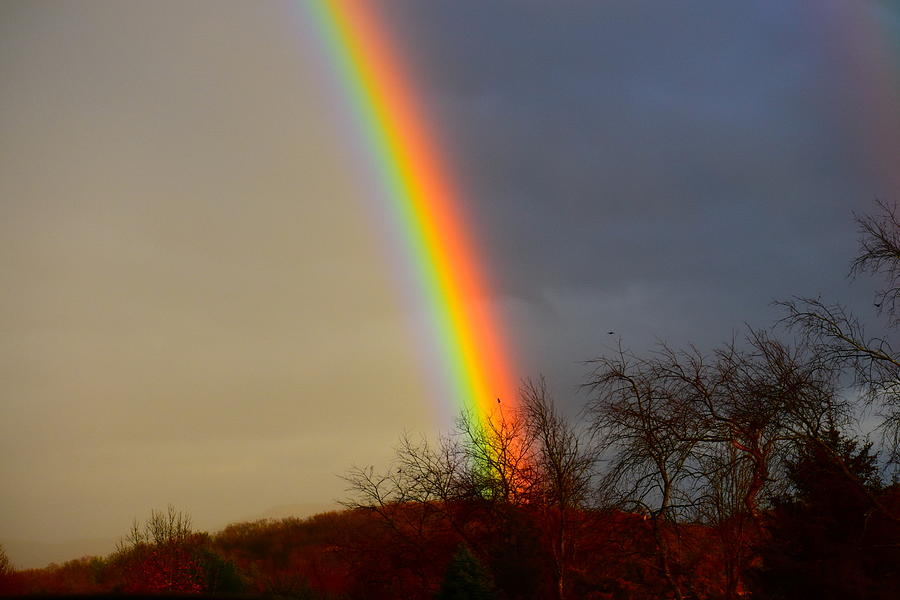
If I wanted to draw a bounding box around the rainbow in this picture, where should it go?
[826,2,900,197]
[305,1,518,424]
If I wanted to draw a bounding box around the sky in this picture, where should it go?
[2,0,898,567]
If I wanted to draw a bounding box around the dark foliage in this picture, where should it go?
[436,544,497,600]
[751,430,900,599]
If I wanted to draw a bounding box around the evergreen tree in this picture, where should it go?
[750,429,895,599]
[436,545,497,600]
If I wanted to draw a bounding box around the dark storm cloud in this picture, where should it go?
[368,0,895,395]
[380,0,885,389]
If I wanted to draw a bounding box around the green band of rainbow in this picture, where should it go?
[307,0,518,423]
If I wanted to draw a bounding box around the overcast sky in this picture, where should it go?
[2,0,898,567]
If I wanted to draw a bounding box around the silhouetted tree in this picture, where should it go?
[852,199,900,325]
[588,331,844,599]
[781,199,900,466]
[0,544,14,595]
[110,505,243,594]
[344,387,600,599]
[522,378,600,599]
[0,545,11,576]
[589,346,704,600]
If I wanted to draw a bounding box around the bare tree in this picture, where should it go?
[343,386,601,600]
[456,407,536,506]
[588,346,704,600]
[588,333,843,600]
[780,297,900,460]
[702,333,842,598]
[780,200,900,464]
[341,431,472,596]
[0,544,12,576]
[851,199,900,325]
[119,504,194,550]
[521,378,600,600]
[111,505,206,594]
[342,408,536,598]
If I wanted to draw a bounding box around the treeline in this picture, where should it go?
[0,503,783,599]
[3,202,900,599]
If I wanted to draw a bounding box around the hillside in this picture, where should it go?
[2,490,899,599]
